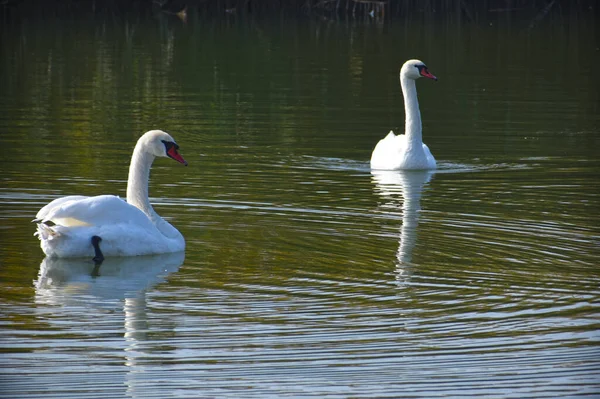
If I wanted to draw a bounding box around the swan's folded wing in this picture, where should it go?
[37,195,154,228]
[35,195,90,222]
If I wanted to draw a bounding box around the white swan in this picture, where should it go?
[34,130,188,259]
[370,59,438,170]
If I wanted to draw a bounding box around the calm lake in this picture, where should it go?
[0,8,599,399]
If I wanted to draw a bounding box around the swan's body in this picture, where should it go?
[34,130,188,258]
[370,59,437,170]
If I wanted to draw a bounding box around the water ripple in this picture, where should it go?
[2,154,599,399]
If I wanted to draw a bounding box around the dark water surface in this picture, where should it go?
[0,11,599,398]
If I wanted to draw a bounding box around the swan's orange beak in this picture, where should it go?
[420,67,438,81]
[167,146,188,166]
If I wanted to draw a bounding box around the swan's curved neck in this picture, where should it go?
[126,143,159,221]
[401,76,422,148]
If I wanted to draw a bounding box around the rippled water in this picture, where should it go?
[1,10,599,399]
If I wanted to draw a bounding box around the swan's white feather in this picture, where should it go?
[35,195,89,222]
[37,195,154,228]
[37,221,180,258]
[371,130,436,170]
[36,195,183,258]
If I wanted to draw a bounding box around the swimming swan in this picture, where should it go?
[370,59,438,170]
[34,130,188,260]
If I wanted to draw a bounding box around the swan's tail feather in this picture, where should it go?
[35,223,60,241]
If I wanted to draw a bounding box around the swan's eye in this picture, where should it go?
[161,140,179,150]
[162,140,187,165]
[415,65,437,81]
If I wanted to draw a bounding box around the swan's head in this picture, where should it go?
[401,59,437,81]
[142,130,188,166]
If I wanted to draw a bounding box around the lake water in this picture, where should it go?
[0,9,599,399]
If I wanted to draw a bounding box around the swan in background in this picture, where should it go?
[371,59,438,170]
[372,170,433,285]
[34,130,188,260]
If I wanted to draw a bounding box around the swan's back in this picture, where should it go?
[370,131,436,170]
[36,195,155,229]
[35,194,182,258]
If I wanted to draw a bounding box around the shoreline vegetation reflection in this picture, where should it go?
[1,1,596,165]
[1,0,597,24]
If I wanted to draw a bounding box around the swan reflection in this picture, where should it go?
[35,252,185,305]
[34,252,184,398]
[371,170,433,285]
